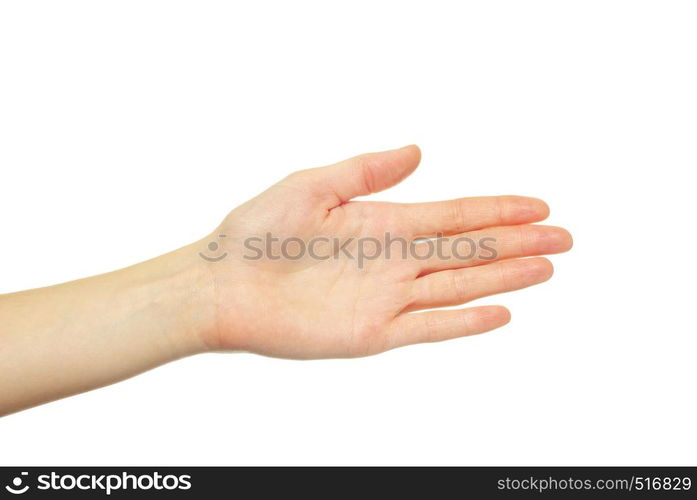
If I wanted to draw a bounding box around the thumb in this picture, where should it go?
[301,145,421,203]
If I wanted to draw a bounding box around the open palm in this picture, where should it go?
[200,146,572,358]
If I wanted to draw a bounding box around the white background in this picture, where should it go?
[1,1,695,465]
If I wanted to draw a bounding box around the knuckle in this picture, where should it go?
[449,271,470,302]
[354,155,377,194]
[497,262,511,290]
[447,199,467,233]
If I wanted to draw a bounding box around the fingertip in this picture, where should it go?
[528,256,555,282]
[496,305,512,326]
[557,227,574,251]
[504,256,555,288]
[478,305,511,328]
[380,144,422,186]
[497,196,551,226]
[516,196,550,221]
[534,197,551,220]
[532,225,574,254]
[401,144,421,161]
[396,144,422,171]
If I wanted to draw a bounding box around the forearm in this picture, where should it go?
[0,243,215,416]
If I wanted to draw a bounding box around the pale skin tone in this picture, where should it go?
[0,146,572,415]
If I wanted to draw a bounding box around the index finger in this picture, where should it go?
[399,195,550,237]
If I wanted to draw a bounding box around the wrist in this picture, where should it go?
[126,243,219,357]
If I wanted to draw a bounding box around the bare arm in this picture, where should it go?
[0,246,214,415]
[0,146,572,416]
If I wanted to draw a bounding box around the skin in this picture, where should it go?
[0,146,572,416]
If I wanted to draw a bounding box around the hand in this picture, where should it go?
[0,145,572,415]
[197,145,572,358]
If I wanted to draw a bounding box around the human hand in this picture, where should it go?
[0,145,572,415]
[195,146,572,358]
